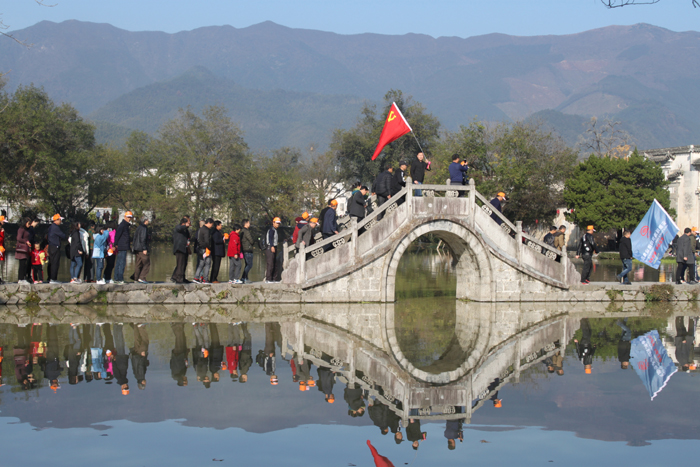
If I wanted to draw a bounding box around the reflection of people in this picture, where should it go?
[43,324,63,391]
[574,318,596,374]
[406,419,426,450]
[616,319,632,369]
[208,324,223,383]
[65,324,83,385]
[675,316,696,371]
[444,418,464,450]
[317,367,335,403]
[130,324,149,390]
[90,324,106,380]
[193,324,211,388]
[344,382,365,418]
[170,323,189,386]
[14,325,35,390]
[552,351,564,376]
[113,324,130,395]
[369,400,390,435]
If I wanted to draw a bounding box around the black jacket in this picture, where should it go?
[197,225,212,252]
[577,233,598,256]
[130,353,149,382]
[132,222,150,252]
[348,190,366,219]
[619,236,633,260]
[69,230,82,259]
[114,354,130,386]
[240,228,255,253]
[374,170,393,197]
[115,220,131,251]
[172,224,190,255]
[410,157,430,183]
[211,230,226,257]
[391,169,406,196]
[490,197,503,225]
[47,223,66,248]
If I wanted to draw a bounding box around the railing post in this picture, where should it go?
[405,176,413,216]
[283,242,289,270]
[298,242,306,284]
[468,178,476,226]
[351,217,358,265]
[561,246,568,285]
[516,221,523,265]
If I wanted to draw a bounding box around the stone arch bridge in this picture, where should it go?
[282,179,580,302]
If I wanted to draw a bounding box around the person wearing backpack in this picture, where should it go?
[575,225,598,284]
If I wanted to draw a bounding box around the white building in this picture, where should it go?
[643,145,699,230]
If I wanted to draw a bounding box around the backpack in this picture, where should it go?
[581,234,594,253]
[258,235,268,251]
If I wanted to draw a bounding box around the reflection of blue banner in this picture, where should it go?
[630,330,677,400]
[631,199,678,269]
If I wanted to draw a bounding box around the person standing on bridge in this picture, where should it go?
[322,200,339,242]
[265,218,281,283]
[675,228,697,284]
[348,186,368,222]
[410,152,431,196]
[616,229,633,285]
[373,166,394,208]
[489,192,507,225]
[113,211,133,284]
[554,225,567,251]
[576,225,598,284]
[131,216,151,284]
[194,218,214,284]
[391,160,408,204]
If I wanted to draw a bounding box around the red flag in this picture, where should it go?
[367,440,395,467]
[371,102,412,160]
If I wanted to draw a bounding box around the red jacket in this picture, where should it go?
[292,218,308,244]
[31,249,43,266]
[227,231,241,257]
[225,346,240,373]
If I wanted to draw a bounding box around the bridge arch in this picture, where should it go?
[382,219,495,303]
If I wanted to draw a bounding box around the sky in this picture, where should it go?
[3,0,699,38]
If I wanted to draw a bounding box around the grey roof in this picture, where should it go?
[642,145,698,163]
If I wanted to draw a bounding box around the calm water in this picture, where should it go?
[0,249,699,466]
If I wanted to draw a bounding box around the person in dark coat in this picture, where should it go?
[348,186,369,221]
[444,418,464,450]
[16,218,32,284]
[317,367,336,403]
[131,217,150,283]
[369,401,390,435]
[576,225,598,284]
[240,220,255,284]
[194,218,214,283]
[130,324,149,390]
[574,318,596,375]
[674,316,696,371]
[172,217,191,284]
[344,382,365,417]
[391,160,408,198]
[616,229,633,284]
[543,226,557,247]
[489,192,507,225]
[265,218,281,283]
[209,221,226,283]
[14,325,35,390]
[238,323,252,383]
[113,211,134,284]
[113,324,130,395]
[616,318,632,370]
[43,323,63,391]
[47,214,67,283]
[322,200,339,241]
[676,228,696,284]
[208,324,224,383]
[373,167,394,208]
[448,154,468,192]
[406,419,426,450]
[410,152,430,196]
[170,323,189,386]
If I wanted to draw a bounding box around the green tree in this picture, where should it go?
[0,85,117,219]
[331,90,440,187]
[563,150,672,231]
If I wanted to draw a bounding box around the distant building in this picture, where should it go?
[643,145,699,231]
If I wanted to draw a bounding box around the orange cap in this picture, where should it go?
[302,212,309,219]
[0,216,6,223]
[497,192,506,198]
[299,381,307,391]
[202,349,209,358]
[221,363,228,371]
[689,364,697,370]
[122,388,129,395]
[494,399,502,408]
[330,199,338,207]
[327,395,335,404]
[223,233,229,240]
[125,211,133,219]
[0,246,4,253]
[310,218,318,223]
[273,217,281,224]
[52,214,64,221]
[586,225,595,232]
[585,368,592,374]
[693,227,698,232]
[270,376,279,385]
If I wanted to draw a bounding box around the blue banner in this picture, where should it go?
[630,330,677,400]
[631,199,678,269]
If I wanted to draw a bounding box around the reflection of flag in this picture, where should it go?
[630,330,677,400]
[371,102,412,161]
[631,199,678,269]
[367,440,395,467]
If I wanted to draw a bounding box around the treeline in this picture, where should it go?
[0,84,671,240]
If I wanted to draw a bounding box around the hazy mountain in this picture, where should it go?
[3,20,700,151]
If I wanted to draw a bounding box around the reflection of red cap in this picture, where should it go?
[494,399,502,408]
[585,368,592,374]
[122,388,129,395]
[327,395,335,404]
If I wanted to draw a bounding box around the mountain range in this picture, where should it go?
[3,20,700,151]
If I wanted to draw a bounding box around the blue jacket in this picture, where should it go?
[449,162,468,184]
[92,231,109,259]
[47,223,66,248]
[323,207,338,234]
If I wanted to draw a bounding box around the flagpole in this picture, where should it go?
[410,132,431,162]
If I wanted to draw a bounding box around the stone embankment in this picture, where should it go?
[0,281,696,306]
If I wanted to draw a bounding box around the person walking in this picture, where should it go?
[93,226,109,284]
[576,225,598,284]
[295,218,318,252]
[68,222,85,284]
[194,218,214,284]
[543,226,557,247]
[373,166,394,208]
[391,160,408,202]
[172,217,191,284]
[554,225,567,251]
[132,216,151,284]
[676,228,696,284]
[489,192,507,225]
[240,220,255,284]
[96,210,102,225]
[209,221,225,283]
[113,211,133,284]
[291,212,309,245]
[322,200,339,241]
[15,218,32,284]
[47,214,66,283]
[410,152,431,196]
[82,223,94,283]
[227,224,243,284]
[103,223,117,283]
[265,218,281,283]
[348,186,368,222]
[616,229,633,285]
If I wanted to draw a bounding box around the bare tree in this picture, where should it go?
[1,1,55,47]
[577,117,633,158]
[601,0,699,8]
